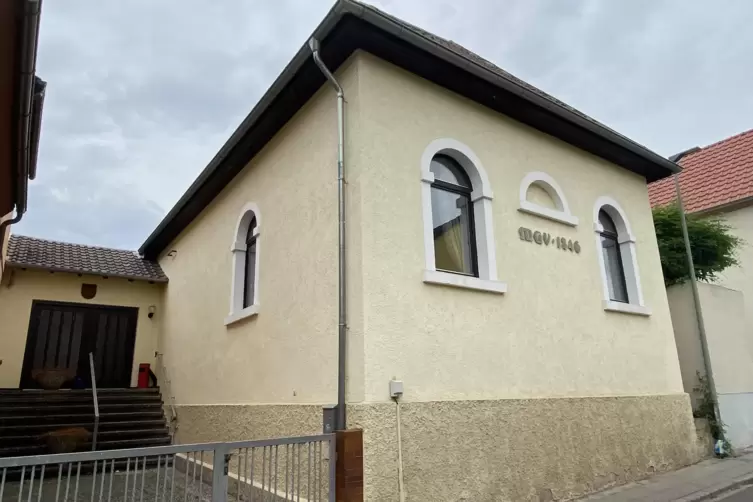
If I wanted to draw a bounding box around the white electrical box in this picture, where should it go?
[389,379,404,398]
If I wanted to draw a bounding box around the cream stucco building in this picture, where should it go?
[0,1,709,500]
[651,129,753,450]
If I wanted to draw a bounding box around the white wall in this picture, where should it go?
[667,281,753,447]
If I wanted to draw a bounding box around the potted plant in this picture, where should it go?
[31,368,75,390]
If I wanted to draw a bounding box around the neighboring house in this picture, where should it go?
[0,0,46,275]
[0,235,166,389]
[0,1,708,500]
[649,129,753,449]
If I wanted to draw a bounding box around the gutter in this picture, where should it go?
[139,0,679,259]
[0,0,44,250]
[137,2,348,259]
[339,0,681,175]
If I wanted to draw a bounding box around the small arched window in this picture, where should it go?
[599,210,628,303]
[430,155,477,276]
[226,203,261,325]
[243,216,258,308]
[518,171,578,226]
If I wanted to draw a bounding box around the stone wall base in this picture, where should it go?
[172,395,703,501]
[348,394,703,502]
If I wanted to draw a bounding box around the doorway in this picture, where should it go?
[20,301,138,389]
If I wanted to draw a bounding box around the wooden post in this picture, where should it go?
[336,429,364,501]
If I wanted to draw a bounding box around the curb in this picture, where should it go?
[682,475,753,501]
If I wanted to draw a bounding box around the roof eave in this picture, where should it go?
[6,261,169,284]
[139,0,679,258]
[138,2,350,258]
[346,1,681,176]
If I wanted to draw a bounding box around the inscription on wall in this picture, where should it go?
[518,227,581,254]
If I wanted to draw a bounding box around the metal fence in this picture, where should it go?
[0,434,335,502]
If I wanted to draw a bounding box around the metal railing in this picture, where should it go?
[155,352,178,435]
[88,352,99,452]
[0,434,335,501]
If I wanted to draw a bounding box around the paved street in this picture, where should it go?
[712,485,753,501]
[582,451,753,501]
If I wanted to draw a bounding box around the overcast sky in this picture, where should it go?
[16,0,753,250]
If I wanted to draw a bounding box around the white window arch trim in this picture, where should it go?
[518,171,578,226]
[225,202,262,326]
[420,138,506,294]
[592,196,650,316]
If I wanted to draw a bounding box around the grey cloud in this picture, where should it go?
[16,0,753,249]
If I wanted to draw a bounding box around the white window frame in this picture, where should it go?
[592,196,650,316]
[518,171,578,226]
[420,138,506,294]
[225,202,261,326]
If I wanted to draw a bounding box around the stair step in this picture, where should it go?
[96,436,172,450]
[0,394,162,406]
[0,387,160,395]
[0,419,166,435]
[0,436,171,458]
[0,411,165,427]
[0,402,163,416]
[0,428,171,447]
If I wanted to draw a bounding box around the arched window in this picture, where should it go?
[593,197,649,315]
[598,210,628,303]
[420,139,506,294]
[243,216,258,308]
[430,155,477,276]
[226,203,261,325]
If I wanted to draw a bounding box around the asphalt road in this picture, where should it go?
[714,484,753,501]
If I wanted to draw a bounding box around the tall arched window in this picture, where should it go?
[430,155,477,276]
[226,203,261,325]
[243,216,258,308]
[593,197,649,316]
[599,210,628,303]
[420,139,506,294]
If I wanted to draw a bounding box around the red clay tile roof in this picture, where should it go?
[6,235,168,282]
[648,128,753,213]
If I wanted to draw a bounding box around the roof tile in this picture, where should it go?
[6,235,167,283]
[648,128,753,212]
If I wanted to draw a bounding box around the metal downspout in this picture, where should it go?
[674,174,722,433]
[0,0,42,260]
[309,38,348,431]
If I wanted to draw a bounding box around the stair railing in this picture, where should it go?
[155,352,178,435]
[88,352,99,451]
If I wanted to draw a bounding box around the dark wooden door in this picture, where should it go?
[20,301,138,389]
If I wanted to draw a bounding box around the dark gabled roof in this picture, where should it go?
[139,0,680,260]
[649,128,753,213]
[7,235,167,283]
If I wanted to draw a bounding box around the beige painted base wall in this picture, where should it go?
[173,404,323,445]
[173,394,702,502]
[0,268,163,388]
[351,394,702,502]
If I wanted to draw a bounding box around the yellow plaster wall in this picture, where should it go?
[156,57,366,406]
[156,51,684,408]
[352,53,683,403]
[0,268,162,388]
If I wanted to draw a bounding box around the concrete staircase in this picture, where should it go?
[0,387,171,458]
